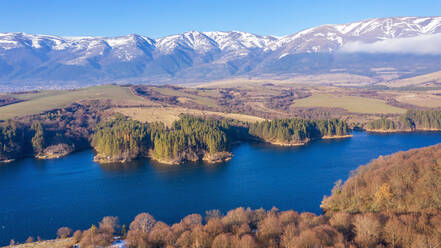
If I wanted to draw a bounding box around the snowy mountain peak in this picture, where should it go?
[1,16,441,89]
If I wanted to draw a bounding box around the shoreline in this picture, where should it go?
[322,134,353,139]
[365,128,441,133]
[94,150,233,166]
[6,129,441,165]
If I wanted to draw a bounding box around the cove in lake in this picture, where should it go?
[1,131,441,245]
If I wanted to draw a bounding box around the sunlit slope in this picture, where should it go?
[293,94,406,114]
[0,85,142,120]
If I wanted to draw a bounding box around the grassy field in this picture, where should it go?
[114,107,265,126]
[150,87,219,108]
[293,94,406,114]
[384,70,441,88]
[393,92,441,108]
[3,238,74,248]
[0,85,144,120]
[194,73,375,88]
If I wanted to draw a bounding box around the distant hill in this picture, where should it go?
[322,144,441,213]
[1,16,441,91]
[384,70,441,88]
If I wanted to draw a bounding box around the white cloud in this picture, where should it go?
[339,33,441,55]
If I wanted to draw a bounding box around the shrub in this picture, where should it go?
[57,227,73,239]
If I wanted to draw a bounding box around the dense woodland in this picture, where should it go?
[91,116,350,163]
[91,115,162,162]
[366,109,441,131]
[16,145,441,248]
[321,144,441,213]
[249,118,350,144]
[91,115,248,164]
[0,120,29,161]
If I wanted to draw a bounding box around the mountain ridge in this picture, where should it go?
[1,16,441,91]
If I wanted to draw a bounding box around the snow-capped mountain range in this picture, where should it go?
[1,16,441,90]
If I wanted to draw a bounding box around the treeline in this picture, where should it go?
[0,120,29,161]
[0,101,108,162]
[91,115,246,164]
[91,115,163,162]
[152,116,234,163]
[249,118,350,144]
[24,206,441,248]
[366,109,441,131]
[0,120,53,161]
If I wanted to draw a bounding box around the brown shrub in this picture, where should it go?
[57,227,73,239]
[353,214,382,248]
[280,224,297,248]
[148,221,172,247]
[329,212,353,239]
[130,212,156,233]
[238,234,258,248]
[298,212,325,231]
[204,218,225,237]
[383,215,404,247]
[182,214,203,228]
[311,224,344,247]
[79,225,113,248]
[25,236,34,243]
[191,226,211,248]
[171,222,188,237]
[205,209,222,222]
[72,230,82,243]
[126,229,149,248]
[234,223,251,237]
[294,229,320,248]
[176,230,192,248]
[211,233,231,248]
[257,215,283,243]
[279,210,299,226]
[222,207,249,228]
[99,216,119,235]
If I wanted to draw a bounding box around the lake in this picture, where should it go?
[1,131,441,245]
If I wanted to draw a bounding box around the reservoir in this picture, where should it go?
[1,131,441,245]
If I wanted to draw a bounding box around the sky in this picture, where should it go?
[0,0,440,38]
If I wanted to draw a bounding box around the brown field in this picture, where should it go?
[194,73,376,88]
[292,94,406,114]
[384,70,441,87]
[114,107,265,126]
[0,85,145,120]
[391,92,441,108]
[4,238,74,248]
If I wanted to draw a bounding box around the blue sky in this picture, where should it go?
[1,0,440,38]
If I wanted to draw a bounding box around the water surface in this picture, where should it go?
[1,131,441,244]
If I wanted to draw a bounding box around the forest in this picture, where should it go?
[91,116,350,164]
[366,109,441,131]
[91,115,246,164]
[17,145,441,248]
[249,118,350,145]
[0,101,109,162]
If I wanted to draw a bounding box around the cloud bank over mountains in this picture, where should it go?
[340,33,441,55]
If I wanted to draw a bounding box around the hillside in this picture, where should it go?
[322,144,441,213]
[1,17,441,90]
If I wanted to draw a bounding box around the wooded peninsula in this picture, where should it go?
[1,104,441,165]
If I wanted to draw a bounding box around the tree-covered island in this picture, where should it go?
[90,115,351,164]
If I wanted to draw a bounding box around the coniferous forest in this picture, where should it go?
[91,115,248,164]
[249,118,350,145]
[366,109,441,131]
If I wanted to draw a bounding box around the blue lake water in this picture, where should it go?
[1,131,441,245]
